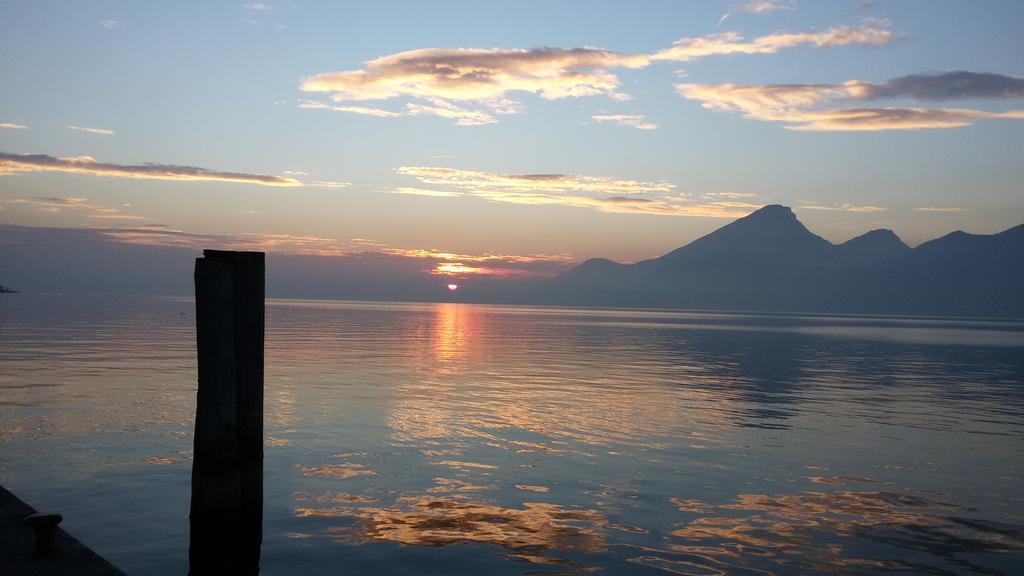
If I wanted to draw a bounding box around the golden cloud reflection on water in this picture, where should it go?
[288,471,1024,575]
[291,476,608,568]
[298,463,378,480]
[659,479,1024,575]
[355,497,605,551]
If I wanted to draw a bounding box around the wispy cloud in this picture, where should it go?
[394,166,759,218]
[739,0,797,13]
[309,180,350,189]
[0,122,27,130]
[99,19,118,29]
[65,125,114,136]
[0,195,144,221]
[718,0,797,27]
[299,97,500,125]
[297,99,402,117]
[299,21,892,126]
[300,47,645,126]
[104,227,349,254]
[591,114,657,130]
[397,166,674,195]
[655,21,892,62]
[676,71,1024,131]
[389,187,462,198]
[797,202,887,213]
[405,98,503,126]
[0,152,302,186]
[243,3,272,12]
[301,47,647,101]
[703,191,759,199]
[914,206,972,213]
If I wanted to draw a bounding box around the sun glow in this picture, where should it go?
[434,262,484,275]
[447,284,458,291]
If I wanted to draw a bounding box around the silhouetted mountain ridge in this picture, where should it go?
[836,229,910,264]
[2,213,1021,317]
[650,205,833,269]
[536,205,1023,317]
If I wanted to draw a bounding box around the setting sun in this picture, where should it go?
[447,284,458,291]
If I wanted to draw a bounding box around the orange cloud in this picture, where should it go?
[301,46,644,102]
[0,152,302,186]
[0,122,27,130]
[298,22,893,125]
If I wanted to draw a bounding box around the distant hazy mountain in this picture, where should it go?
[2,208,1021,317]
[836,229,910,264]
[532,205,1023,317]
[0,224,501,301]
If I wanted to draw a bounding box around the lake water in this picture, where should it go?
[1,294,1022,575]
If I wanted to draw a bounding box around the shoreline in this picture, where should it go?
[0,485,125,576]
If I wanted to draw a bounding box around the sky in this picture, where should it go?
[1,0,1023,281]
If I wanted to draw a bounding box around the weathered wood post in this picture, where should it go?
[190,250,264,575]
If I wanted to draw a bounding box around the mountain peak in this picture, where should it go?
[722,204,812,237]
[652,204,832,267]
[837,228,910,264]
[861,228,899,239]
[746,204,795,220]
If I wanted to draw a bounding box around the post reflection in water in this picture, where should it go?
[1,296,1023,575]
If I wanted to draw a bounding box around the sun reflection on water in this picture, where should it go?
[431,302,475,364]
[2,296,1023,575]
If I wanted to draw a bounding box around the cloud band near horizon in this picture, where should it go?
[0,152,303,186]
[393,166,761,218]
[97,225,574,278]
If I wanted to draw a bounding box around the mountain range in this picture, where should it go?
[519,205,1023,317]
[1,206,1022,317]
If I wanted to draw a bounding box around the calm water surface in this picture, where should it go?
[1,294,1022,575]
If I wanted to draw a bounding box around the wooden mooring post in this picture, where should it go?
[190,250,264,575]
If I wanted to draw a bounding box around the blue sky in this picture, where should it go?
[1,0,1022,276]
